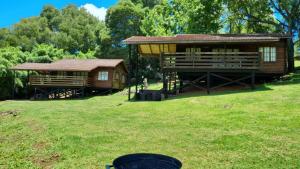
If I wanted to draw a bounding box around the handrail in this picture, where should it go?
[29,75,90,87]
[162,52,260,70]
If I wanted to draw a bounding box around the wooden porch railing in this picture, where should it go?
[29,75,90,87]
[161,52,261,70]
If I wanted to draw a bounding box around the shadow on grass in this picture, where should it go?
[269,69,300,86]
[167,85,273,100]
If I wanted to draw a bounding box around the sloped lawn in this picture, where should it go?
[1,67,300,168]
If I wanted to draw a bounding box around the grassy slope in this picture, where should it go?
[1,63,300,169]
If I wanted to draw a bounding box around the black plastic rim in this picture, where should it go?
[112,153,182,169]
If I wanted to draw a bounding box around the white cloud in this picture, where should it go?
[81,3,107,21]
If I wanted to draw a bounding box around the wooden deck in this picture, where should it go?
[161,52,261,71]
[29,75,90,87]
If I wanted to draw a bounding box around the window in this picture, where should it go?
[259,47,276,62]
[73,72,88,76]
[98,71,108,81]
[186,48,201,60]
[186,48,201,53]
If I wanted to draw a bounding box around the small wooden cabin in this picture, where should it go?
[12,59,127,99]
[124,34,291,100]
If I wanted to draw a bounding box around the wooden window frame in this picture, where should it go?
[259,47,277,63]
[98,71,109,81]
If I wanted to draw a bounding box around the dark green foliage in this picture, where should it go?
[106,0,144,48]
[0,47,28,99]
[131,0,162,8]
[141,0,223,35]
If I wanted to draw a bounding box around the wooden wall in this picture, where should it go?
[89,64,128,89]
[176,40,288,74]
[89,67,114,89]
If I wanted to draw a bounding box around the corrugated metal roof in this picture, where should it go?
[12,59,125,72]
[124,34,290,44]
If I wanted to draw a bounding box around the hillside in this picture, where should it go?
[1,62,300,168]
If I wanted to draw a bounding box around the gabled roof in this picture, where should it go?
[12,59,127,72]
[124,34,291,44]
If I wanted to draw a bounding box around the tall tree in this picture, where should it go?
[106,0,144,58]
[106,0,144,47]
[223,0,276,33]
[141,0,223,36]
[13,17,52,51]
[40,5,61,31]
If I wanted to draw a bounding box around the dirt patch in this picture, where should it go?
[0,110,19,117]
[33,141,49,150]
[32,153,61,169]
[223,104,233,109]
[26,120,45,133]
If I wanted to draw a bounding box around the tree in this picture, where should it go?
[51,5,109,54]
[141,0,223,36]
[223,0,276,33]
[183,0,223,33]
[0,47,28,99]
[26,44,64,63]
[225,0,300,72]
[40,5,61,31]
[106,0,145,48]
[131,0,162,8]
[13,17,52,51]
[141,1,178,36]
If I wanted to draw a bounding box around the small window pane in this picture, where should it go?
[270,47,276,62]
[264,47,270,62]
[98,71,108,81]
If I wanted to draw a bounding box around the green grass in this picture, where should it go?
[1,63,300,168]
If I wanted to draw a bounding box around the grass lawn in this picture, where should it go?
[1,63,300,169]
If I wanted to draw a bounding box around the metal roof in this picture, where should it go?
[124,34,290,44]
[12,59,126,72]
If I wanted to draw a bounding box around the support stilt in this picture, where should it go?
[163,72,168,98]
[135,45,139,97]
[251,71,255,90]
[12,70,15,99]
[179,80,183,93]
[128,45,132,101]
[207,72,211,94]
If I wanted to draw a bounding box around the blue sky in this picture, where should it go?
[0,0,118,28]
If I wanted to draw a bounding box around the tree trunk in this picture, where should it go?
[287,38,295,72]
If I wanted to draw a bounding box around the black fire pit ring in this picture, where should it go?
[106,153,182,169]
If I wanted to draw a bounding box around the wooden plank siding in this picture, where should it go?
[89,64,127,89]
[172,40,288,74]
[29,75,90,87]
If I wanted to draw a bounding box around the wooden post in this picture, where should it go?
[179,80,183,93]
[207,72,210,94]
[34,87,37,100]
[174,73,177,94]
[168,73,171,93]
[128,45,132,101]
[82,87,85,97]
[12,70,15,99]
[163,72,168,98]
[135,45,139,97]
[251,71,255,90]
[26,70,29,99]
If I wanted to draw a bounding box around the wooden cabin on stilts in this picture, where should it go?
[11,59,128,99]
[124,34,291,101]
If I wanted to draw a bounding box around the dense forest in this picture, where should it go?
[0,0,300,99]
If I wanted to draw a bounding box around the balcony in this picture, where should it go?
[161,52,261,71]
[29,75,90,87]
